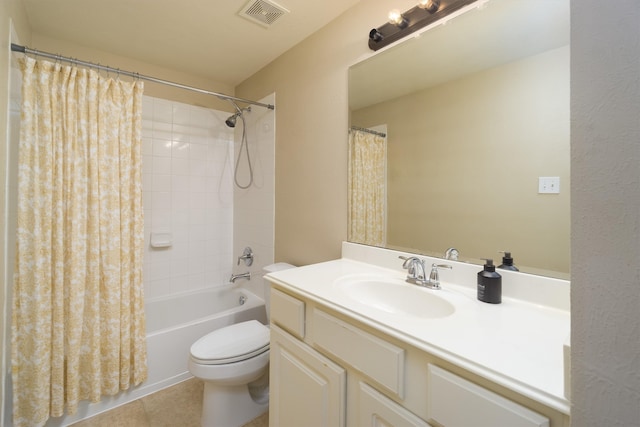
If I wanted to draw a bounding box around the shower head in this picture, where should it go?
[225,106,251,128]
[225,112,240,128]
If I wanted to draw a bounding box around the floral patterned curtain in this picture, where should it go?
[348,129,386,247]
[12,56,147,427]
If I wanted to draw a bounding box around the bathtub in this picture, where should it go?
[45,285,267,426]
[145,286,267,389]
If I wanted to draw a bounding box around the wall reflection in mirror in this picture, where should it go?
[348,0,570,279]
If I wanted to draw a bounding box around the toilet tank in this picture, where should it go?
[263,262,296,322]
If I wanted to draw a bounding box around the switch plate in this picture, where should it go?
[538,177,560,194]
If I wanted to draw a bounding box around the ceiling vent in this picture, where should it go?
[239,0,289,28]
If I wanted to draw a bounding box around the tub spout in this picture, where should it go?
[230,272,251,283]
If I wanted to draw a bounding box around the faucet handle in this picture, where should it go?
[428,264,453,289]
[237,247,254,266]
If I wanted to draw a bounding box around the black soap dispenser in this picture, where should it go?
[477,259,502,304]
[498,251,519,272]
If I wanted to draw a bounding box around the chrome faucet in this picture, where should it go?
[230,272,251,283]
[400,256,452,289]
[399,256,428,286]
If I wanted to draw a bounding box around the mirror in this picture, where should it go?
[348,0,570,279]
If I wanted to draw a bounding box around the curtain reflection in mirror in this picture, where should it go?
[348,128,387,247]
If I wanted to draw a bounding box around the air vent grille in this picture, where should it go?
[239,0,289,27]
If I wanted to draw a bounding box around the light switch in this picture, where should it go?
[538,177,560,194]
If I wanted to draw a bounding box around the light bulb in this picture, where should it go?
[417,0,440,13]
[388,10,402,24]
[388,9,408,28]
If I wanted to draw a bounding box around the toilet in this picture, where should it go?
[188,262,295,427]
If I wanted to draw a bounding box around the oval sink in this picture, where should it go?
[334,275,455,319]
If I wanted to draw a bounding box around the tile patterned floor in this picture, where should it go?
[69,378,269,427]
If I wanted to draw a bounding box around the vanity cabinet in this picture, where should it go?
[268,286,568,427]
[357,381,430,427]
[270,325,346,427]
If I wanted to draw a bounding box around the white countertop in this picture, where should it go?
[266,256,571,415]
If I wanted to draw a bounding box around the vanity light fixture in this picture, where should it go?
[368,0,477,51]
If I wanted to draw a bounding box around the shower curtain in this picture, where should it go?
[12,57,147,426]
[348,129,386,247]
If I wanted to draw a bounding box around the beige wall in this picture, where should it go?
[1,0,31,421]
[235,0,418,265]
[352,46,570,275]
[30,34,236,112]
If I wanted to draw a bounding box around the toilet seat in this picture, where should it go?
[190,320,270,365]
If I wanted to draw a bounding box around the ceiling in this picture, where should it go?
[21,0,361,86]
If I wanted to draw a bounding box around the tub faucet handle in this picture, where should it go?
[237,247,254,266]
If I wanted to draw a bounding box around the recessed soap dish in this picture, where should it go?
[150,232,173,248]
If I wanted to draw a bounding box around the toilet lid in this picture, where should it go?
[190,320,270,365]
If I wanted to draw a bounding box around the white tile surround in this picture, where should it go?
[142,93,276,301]
[142,96,236,300]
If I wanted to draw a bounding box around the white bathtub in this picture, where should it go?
[145,286,267,389]
[46,285,267,427]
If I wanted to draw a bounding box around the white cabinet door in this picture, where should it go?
[358,382,431,427]
[427,365,549,427]
[270,325,346,427]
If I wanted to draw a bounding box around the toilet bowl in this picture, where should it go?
[188,262,295,427]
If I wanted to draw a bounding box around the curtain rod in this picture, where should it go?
[349,126,386,138]
[10,43,275,111]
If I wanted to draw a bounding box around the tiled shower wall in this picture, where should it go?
[142,96,235,300]
[232,94,276,298]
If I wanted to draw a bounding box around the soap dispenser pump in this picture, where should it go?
[477,258,502,304]
[498,251,519,271]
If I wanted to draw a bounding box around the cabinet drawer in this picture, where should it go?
[427,365,549,427]
[358,382,430,427]
[270,288,305,339]
[312,308,405,398]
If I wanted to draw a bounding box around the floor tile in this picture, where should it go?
[141,378,203,427]
[67,378,269,427]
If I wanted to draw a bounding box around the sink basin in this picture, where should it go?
[334,275,455,319]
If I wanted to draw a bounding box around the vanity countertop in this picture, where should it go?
[266,257,571,415]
